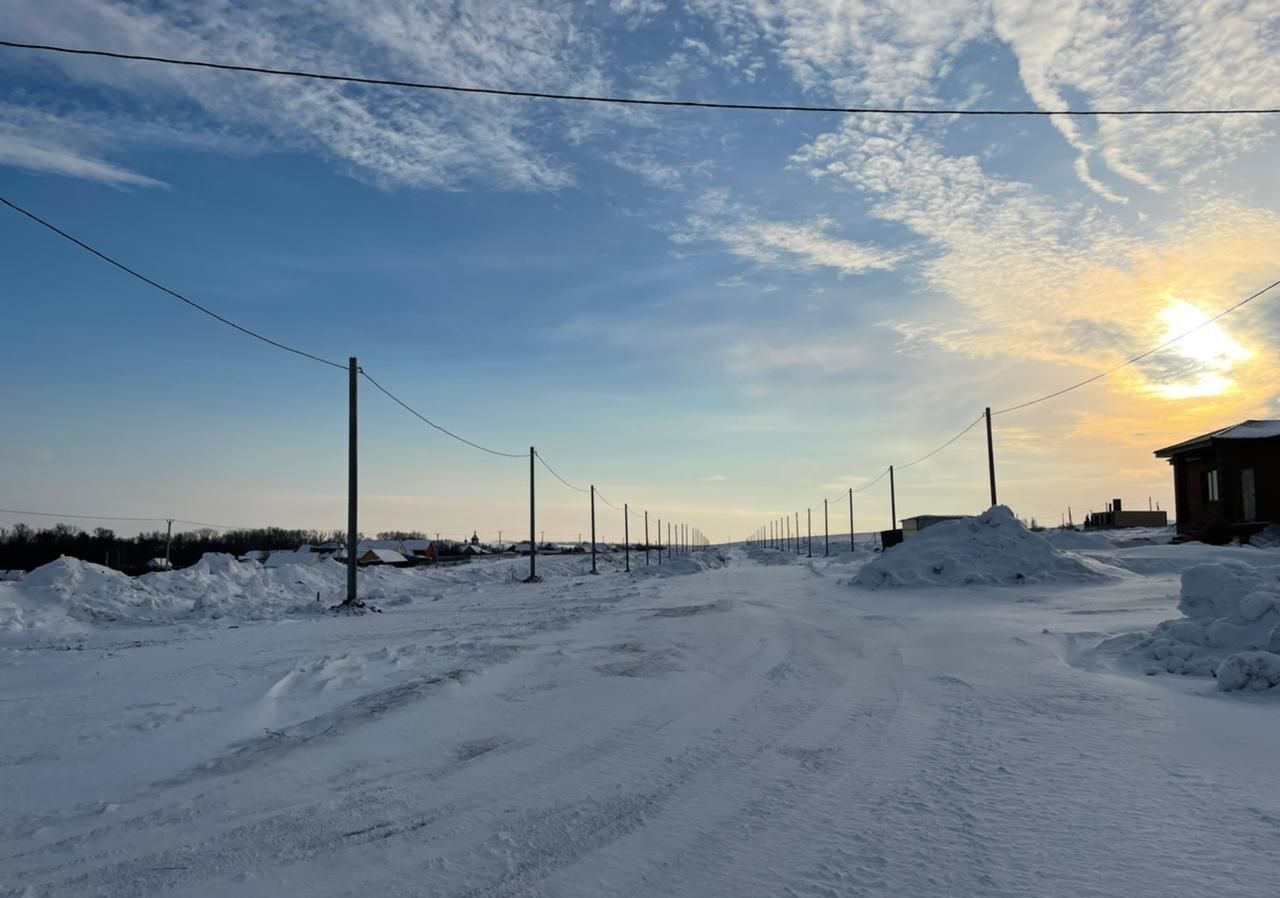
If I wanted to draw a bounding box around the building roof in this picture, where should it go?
[360,548,407,563]
[1154,419,1280,458]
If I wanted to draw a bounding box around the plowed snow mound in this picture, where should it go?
[855,506,1116,589]
[1127,562,1280,691]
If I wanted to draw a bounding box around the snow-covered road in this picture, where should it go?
[3,547,1278,897]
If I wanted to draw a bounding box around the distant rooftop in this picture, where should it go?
[1154,420,1280,458]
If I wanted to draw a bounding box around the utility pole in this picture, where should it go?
[657,518,662,565]
[807,508,812,558]
[985,407,998,508]
[645,511,650,565]
[667,521,672,561]
[345,357,358,605]
[589,485,598,574]
[785,515,790,552]
[164,518,173,569]
[524,446,540,582]
[624,504,630,573]
[795,511,801,555]
[849,488,855,552]
[824,499,829,557]
[889,465,897,533]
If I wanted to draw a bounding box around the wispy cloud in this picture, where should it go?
[3,0,612,191]
[0,128,165,187]
[674,188,905,276]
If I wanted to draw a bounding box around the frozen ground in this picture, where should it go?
[2,535,1279,897]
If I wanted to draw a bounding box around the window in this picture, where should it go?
[1205,469,1220,502]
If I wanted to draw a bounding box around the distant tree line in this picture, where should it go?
[0,523,347,575]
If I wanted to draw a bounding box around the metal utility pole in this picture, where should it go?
[345,357,358,604]
[164,518,173,569]
[589,485,598,574]
[624,504,630,572]
[849,488,855,552]
[524,446,540,582]
[645,511,650,565]
[889,465,897,532]
[985,407,998,507]
[807,508,812,557]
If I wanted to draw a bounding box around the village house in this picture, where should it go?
[1084,499,1167,529]
[1154,419,1280,541]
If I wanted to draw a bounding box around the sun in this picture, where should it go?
[1146,299,1251,399]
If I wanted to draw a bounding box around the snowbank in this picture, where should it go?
[1127,562,1280,691]
[632,548,728,578]
[854,506,1115,589]
[0,548,726,636]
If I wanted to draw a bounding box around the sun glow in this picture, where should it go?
[1146,299,1251,399]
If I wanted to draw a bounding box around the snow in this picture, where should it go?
[1124,561,1280,685]
[855,505,1117,588]
[4,538,1280,896]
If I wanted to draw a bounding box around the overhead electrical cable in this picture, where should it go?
[359,370,525,459]
[0,195,347,370]
[3,41,1278,117]
[994,277,1280,415]
[895,414,985,470]
[532,452,586,496]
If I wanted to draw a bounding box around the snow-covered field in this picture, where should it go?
[3,520,1279,897]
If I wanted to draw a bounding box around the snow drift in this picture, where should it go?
[1127,562,1280,691]
[855,506,1115,589]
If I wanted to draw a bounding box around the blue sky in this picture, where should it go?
[2,1,1279,542]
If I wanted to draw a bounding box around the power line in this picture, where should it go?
[359,369,525,459]
[0,507,162,523]
[594,488,623,511]
[0,508,248,529]
[896,414,985,470]
[534,452,590,493]
[5,40,1278,117]
[853,468,891,494]
[0,195,347,370]
[2,193,527,462]
[994,277,1280,416]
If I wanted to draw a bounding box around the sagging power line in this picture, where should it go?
[4,40,1279,117]
[993,278,1280,415]
[2,196,704,596]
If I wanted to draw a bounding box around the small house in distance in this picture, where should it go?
[1155,419,1280,541]
[1085,499,1167,529]
[900,514,970,541]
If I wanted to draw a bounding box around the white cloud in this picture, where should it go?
[0,128,165,187]
[2,0,610,191]
[611,0,667,30]
[676,188,906,276]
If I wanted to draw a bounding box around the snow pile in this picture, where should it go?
[1042,529,1114,551]
[0,557,182,633]
[855,506,1115,589]
[141,553,342,620]
[633,548,728,578]
[0,554,340,633]
[1128,562,1280,691]
[1248,524,1280,548]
